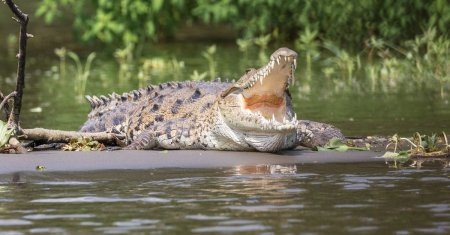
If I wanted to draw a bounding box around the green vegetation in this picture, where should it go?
[383,132,449,158]
[55,48,96,100]
[313,137,369,152]
[62,137,105,151]
[36,0,450,50]
[68,51,96,99]
[382,132,450,168]
[0,120,13,148]
[202,45,217,80]
[34,1,450,97]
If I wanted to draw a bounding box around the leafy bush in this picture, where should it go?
[36,0,450,49]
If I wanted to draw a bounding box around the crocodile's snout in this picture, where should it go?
[270,47,298,61]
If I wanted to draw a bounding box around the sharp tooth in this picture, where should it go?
[272,114,276,122]
[294,113,297,120]
[276,58,279,64]
[294,58,297,67]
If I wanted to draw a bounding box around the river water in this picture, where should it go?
[1,4,450,234]
[0,162,449,234]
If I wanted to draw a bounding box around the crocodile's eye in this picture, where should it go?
[220,86,242,98]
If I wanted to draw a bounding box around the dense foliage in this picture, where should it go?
[37,0,450,48]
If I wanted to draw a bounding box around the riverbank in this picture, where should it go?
[0,148,384,174]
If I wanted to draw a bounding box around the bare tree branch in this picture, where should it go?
[20,128,125,146]
[3,0,30,130]
[0,91,16,115]
[0,91,13,119]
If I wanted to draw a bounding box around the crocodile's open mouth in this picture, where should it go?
[241,51,297,124]
[218,48,298,135]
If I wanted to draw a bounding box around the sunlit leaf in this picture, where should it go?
[0,120,14,148]
[314,137,368,152]
[152,0,164,12]
[381,151,410,159]
[36,165,46,171]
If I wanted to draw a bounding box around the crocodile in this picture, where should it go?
[80,47,345,152]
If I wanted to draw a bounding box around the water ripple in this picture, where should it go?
[278,188,307,193]
[185,214,229,221]
[28,228,65,233]
[419,177,450,182]
[347,226,378,232]
[0,219,32,226]
[334,204,371,208]
[418,204,450,213]
[34,181,96,185]
[224,204,304,212]
[343,183,370,190]
[0,198,14,202]
[23,214,95,220]
[192,224,271,233]
[113,219,160,227]
[30,196,170,203]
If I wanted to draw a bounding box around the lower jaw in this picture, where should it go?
[245,103,286,122]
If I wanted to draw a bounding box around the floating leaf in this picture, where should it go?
[314,137,368,152]
[381,151,410,159]
[36,165,46,171]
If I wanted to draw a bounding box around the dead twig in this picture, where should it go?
[0,91,16,115]
[3,0,30,130]
[0,91,14,119]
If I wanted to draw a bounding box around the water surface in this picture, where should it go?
[0,163,449,234]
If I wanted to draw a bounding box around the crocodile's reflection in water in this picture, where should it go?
[232,164,297,175]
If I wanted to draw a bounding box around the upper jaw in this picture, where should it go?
[243,50,297,90]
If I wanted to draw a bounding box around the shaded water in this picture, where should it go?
[0,163,449,234]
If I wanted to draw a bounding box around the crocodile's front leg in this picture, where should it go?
[295,120,345,148]
[124,130,157,150]
[125,118,199,150]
